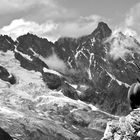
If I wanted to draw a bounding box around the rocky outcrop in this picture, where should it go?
[42,72,62,89]
[0,66,16,85]
[0,35,15,52]
[102,108,140,140]
[91,22,112,41]
[68,109,91,127]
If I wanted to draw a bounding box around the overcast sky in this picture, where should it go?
[0,0,140,41]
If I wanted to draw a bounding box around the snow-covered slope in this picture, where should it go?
[0,49,108,139]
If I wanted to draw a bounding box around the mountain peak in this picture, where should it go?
[98,21,109,27]
[92,22,112,40]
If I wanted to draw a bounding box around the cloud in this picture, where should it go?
[0,0,56,14]
[55,15,102,38]
[125,3,140,27]
[106,29,140,60]
[0,19,57,41]
[0,15,102,42]
[125,2,140,31]
[0,0,78,26]
[109,37,135,60]
[39,52,67,73]
[0,0,76,25]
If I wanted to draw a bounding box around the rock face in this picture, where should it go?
[0,66,16,85]
[102,108,140,140]
[54,22,139,115]
[42,72,62,90]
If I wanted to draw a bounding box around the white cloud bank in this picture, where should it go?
[125,2,140,28]
[0,15,102,42]
[107,32,139,60]
[39,52,67,73]
[0,19,58,41]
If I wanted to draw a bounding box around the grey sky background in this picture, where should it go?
[0,0,140,41]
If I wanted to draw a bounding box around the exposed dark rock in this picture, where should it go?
[15,52,48,72]
[0,66,16,85]
[55,37,78,68]
[42,72,62,90]
[0,127,13,140]
[0,66,10,80]
[0,35,15,52]
[91,22,112,40]
[61,82,79,100]
[17,33,54,57]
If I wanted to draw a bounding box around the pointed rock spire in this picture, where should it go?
[92,22,112,40]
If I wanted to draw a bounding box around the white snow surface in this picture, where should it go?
[75,46,88,60]
[0,50,44,87]
[15,47,32,61]
[43,67,62,77]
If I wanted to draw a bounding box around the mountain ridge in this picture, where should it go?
[0,21,139,116]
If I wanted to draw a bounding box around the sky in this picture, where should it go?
[0,0,140,41]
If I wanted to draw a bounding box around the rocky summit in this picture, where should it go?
[102,108,140,140]
[0,22,140,139]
